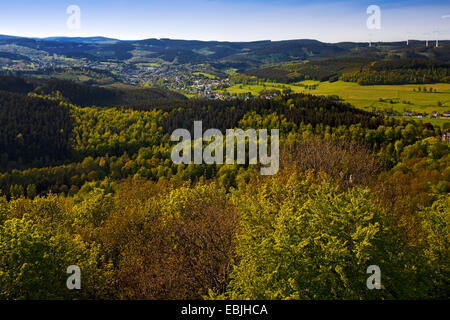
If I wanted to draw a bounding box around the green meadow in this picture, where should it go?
[192,72,218,79]
[219,80,450,125]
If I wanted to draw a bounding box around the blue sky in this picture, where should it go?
[0,0,449,42]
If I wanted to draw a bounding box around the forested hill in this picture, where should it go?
[0,90,72,165]
[0,75,35,94]
[34,80,187,107]
[244,57,450,85]
[137,94,382,133]
[244,58,371,83]
[0,69,448,300]
[0,36,347,67]
[0,76,187,107]
[1,34,449,71]
[341,58,450,85]
[0,76,381,174]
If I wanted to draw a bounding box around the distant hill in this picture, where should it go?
[0,35,22,40]
[0,35,449,73]
[41,36,119,44]
[1,35,447,70]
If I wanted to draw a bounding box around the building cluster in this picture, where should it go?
[403,110,450,119]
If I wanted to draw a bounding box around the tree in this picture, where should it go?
[0,215,115,299]
[419,196,450,299]
[10,184,24,198]
[219,170,427,300]
[26,184,37,199]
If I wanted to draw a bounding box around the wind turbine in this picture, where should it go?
[423,32,430,47]
[406,32,412,46]
[433,30,440,47]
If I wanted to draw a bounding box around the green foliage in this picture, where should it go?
[245,58,370,83]
[0,73,448,300]
[419,196,450,298]
[71,106,166,159]
[220,172,428,300]
[34,79,186,108]
[0,214,115,299]
[0,91,72,169]
[341,59,450,85]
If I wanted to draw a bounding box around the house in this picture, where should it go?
[403,111,413,116]
[432,111,442,117]
[442,132,450,142]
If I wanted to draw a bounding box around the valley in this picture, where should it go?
[0,34,449,301]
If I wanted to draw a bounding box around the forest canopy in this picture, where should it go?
[0,75,448,300]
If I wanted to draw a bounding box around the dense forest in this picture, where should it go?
[0,76,186,108]
[245,58,371,83]
[0,76,35,94]
[341,59,450,85]
[34,80,187,107]
[0,91,72,168]
[243,58,450,85]
[0,76,448,300]
[0,86,385,196]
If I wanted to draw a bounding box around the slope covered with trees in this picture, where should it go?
[34,80,187,107]
[0,76,186,108]
[0,77,448,300]
[0,91,72,169]
[245,58,371,83]
[1,134,448,299]
[341,59,450,85]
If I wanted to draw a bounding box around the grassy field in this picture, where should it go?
[219,82,303,95]
[192,72,218,79]
[392,116,447,127]
[219,80,450,126]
